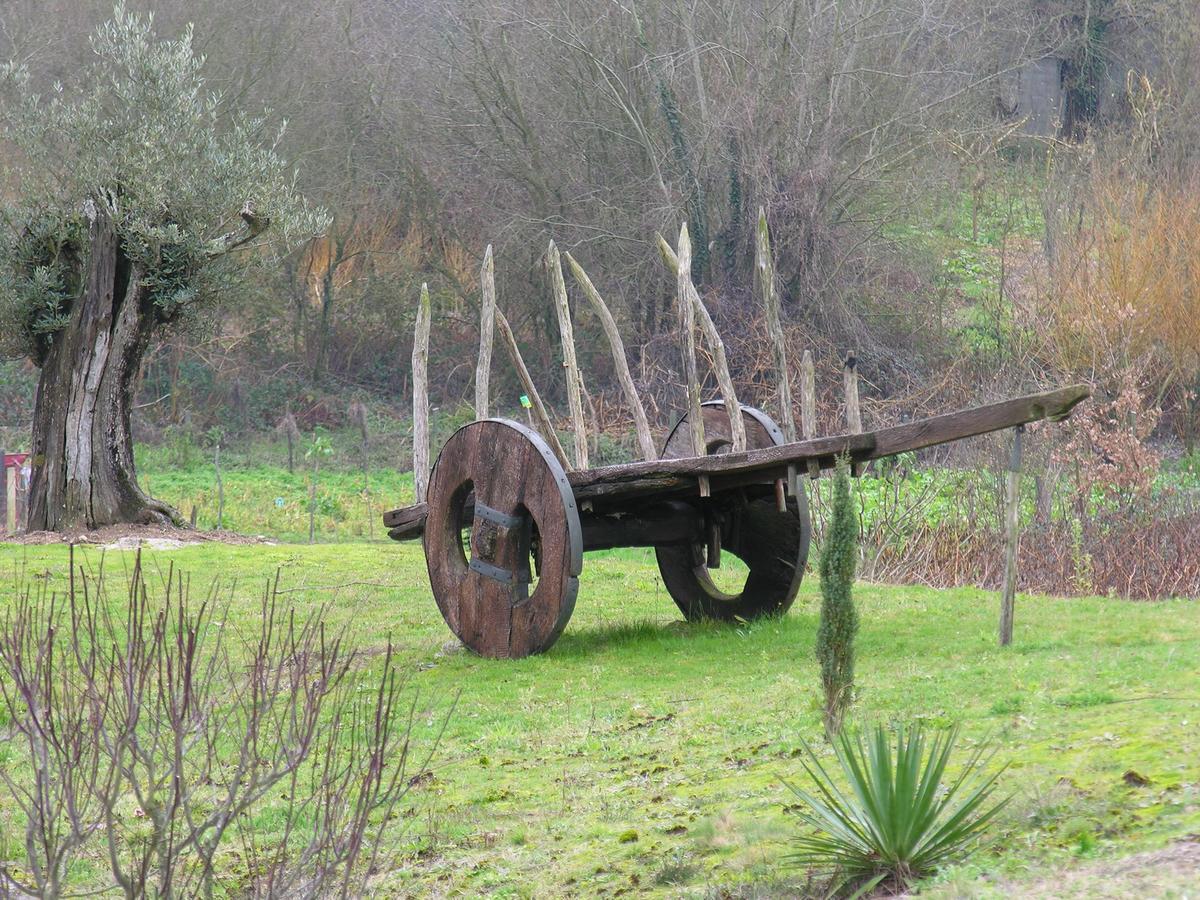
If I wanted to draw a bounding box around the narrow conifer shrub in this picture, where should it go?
[818,457,859,736]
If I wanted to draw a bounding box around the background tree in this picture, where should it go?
[0,4,327,530]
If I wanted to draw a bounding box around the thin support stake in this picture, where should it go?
[475,244,496,418]
[999,425,1024,646]
[412,283,432,504]
[757,208,796,442]
[676,224,709,497]
[655,233,746,454]
[565,251,656,461]
[548,241,588,470]
[495,308,571,471]
[801,350,819,478]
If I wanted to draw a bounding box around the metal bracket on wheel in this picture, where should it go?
[474,501,524,529]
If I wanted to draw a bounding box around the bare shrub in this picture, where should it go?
[0,549,446,898]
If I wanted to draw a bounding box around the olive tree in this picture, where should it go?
[0,3,327,530]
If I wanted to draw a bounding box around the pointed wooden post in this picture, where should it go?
[0,451,7,534]
[757,208,796,442]
[564,251,657,461]
[843,351,863,434]
[843,351,864,475]
[655,233,746,453]
[495,308,571,471]
[548,241,588,470]
[800,350,819,478]
[475,244,496,418]
[999,425,1024,646]
[412,283,432,504]
[757,208,796,506]
[676,224,709,496]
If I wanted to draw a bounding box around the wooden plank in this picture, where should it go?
[655,233,746,454]
[547,241,588,470]
[475,245,496,418]
[999,425,1023,646]
[676,224,709,496]
[412,283,432,504]
[564,251,657,461]
[571,384,1088,503]
[494,308,571,470]
[383,385,1089,539]
[757,208,796,442]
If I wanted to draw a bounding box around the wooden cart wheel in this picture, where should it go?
[654,403,811,622]
[424,419,582,658]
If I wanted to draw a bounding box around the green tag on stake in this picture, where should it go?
[519,395,532,409]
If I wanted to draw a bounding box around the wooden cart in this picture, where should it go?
[384,385,1088,658]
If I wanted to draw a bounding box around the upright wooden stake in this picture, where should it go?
[214,443,224,530]
[495,308,571,471]
[548,241,589,470]
[412,282,432,504]
[800,350,819,478]
[564,251,657,461]
[756,209,796,506]
[476,245,496,417]
[0,451,7,534]
[654,234,746,453]
[6,467,16,535]
[757,208,796,442]
[999,425,1024,646]
[843,351,863,434]
[843,351,864,476]
[676,224,709,496]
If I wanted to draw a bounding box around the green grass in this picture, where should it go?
[0,541,1196,896]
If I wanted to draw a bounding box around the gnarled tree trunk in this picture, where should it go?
[26,210,179,531]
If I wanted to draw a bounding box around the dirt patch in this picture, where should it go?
[8,523,275,548]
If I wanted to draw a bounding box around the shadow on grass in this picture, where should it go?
[549,616,732,658]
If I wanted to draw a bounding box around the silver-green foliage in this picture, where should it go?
[786,722,1009,891]
[817,456,859,735]
[0,1,329,359]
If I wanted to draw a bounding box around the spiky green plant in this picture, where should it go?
[785,722,1009,893]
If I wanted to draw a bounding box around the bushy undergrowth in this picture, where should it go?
[0,550,445,898]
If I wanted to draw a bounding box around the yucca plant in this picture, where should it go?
[785,722,1009,894]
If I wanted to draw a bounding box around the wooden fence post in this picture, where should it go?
[564,251,657,461]
[548,241,589,470]
[412,282,432,504]
[999,424,1024,646]
[676,224,709,496]
[654,233,747,454]
[476,245,496,418]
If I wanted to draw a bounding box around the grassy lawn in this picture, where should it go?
[0,540,1197,897]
